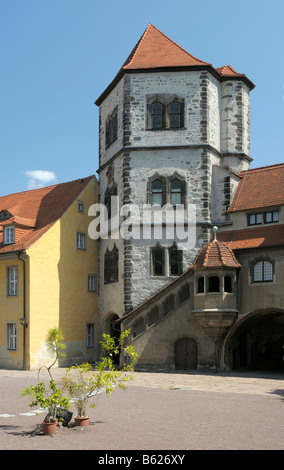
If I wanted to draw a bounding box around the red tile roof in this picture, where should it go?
[0,176,94,254]
[218,224,284,250]
[95,24,254,105]
[190,240,241,269]
[122,23,210,70]
[216,64,246,78]
[228,163,284,212]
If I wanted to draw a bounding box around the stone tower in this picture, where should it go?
[94,24,254,338]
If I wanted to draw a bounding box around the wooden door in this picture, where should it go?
[175,338,197,370]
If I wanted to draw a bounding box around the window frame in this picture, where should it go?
[86,323,94,348]
[7,266,18,296]
[248,213,262,226]
[6,322,17,350]
[105,108,118,149]
[87,274,96,292]
[3,225,15,245]
[104,245,119,284]
[77,200,84,213]
[264,210,279,224]
[76,232,86,250]
[151,244,165,277]
[252,260,274,283]
[168,243,183,276]
[147,96,184,130]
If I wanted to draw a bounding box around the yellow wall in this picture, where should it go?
[0,176,98,370]
[28,176,98,369]
[0,254,27,369]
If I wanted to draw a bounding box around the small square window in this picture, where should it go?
[77,232,86,250]
[77,201,84,213]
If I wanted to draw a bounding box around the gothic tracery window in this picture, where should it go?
[104,245,119,284]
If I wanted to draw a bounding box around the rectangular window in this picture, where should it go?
[86,323,94,348]
[7,323,17,350]
[77,201,84,213]
[265,211,279,223]
[197,276,204,293]
[152,247,164,276]
[77,232,86,250]
[253,260,273,283]
[169,247,182,276]
[248,213,262,225]
[7,267,18,296]
[4,226,15,244]
[88,274,96,292]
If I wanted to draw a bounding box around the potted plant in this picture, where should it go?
[64,329,138,426]
[22,379,70,435]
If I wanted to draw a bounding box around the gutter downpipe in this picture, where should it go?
[17,250,27,370]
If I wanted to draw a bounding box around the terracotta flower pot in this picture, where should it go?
[42,419,58,435]
[74,416,90,426]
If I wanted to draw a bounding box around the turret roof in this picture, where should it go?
[190,239,241,269]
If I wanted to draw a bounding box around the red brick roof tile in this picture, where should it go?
[228,163,284,213]
[218,224,284,250]
[0,176,94,254]
[190,240,241,269]
[95,24,254,105]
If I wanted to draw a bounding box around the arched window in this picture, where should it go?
[105,109,118,148]
[169,243,183,276]
[170,179,182,206]
[253,260,273,282]
[104,245,119,284]
[151,179,163,206]
[152,244,165,276]
[151,102,163,129]
[169,101,181,128]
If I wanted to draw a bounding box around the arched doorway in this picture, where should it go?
[225,310,284,371]
[175,338,197,370]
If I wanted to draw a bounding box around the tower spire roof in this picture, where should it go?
[95,24,255,105]
[122,23,210,70]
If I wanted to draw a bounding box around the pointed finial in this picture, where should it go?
[212,226,218,241]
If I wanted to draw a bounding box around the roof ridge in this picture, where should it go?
[0,175,94,199]
[240,163,284,176]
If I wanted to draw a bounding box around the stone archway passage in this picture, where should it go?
[175,338,197,370]
[228,311,284,371]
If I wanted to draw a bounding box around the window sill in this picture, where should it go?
[146,127,187,132]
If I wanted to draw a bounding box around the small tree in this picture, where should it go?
[22,380,70,423]
[65,329,138,419]
[38,328,66,380]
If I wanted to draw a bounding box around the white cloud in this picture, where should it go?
[24,170,57,189]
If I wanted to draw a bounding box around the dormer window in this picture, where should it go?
[3,226,15,245]
[0,210,12,220]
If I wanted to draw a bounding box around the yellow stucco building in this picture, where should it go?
[0,176,98,370]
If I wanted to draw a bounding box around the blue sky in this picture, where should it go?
[0,0,283,196]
